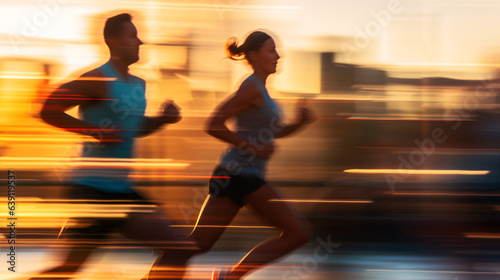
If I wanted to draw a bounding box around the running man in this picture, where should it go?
[33,13,192,280]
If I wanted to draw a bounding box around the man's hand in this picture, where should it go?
[161,100,182,124]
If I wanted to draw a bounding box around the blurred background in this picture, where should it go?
[2,0,500,279]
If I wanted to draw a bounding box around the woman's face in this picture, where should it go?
[250,38,280,74]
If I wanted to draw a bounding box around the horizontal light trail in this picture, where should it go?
[344,169,489,175]
[130,174,219,179]
[0,157,188,168]
[0,136,81,142]
[366,269,500,275]
[0,157,173,162]
[348,117,473,121]
[358,147,500,151]
[390,192,500,196]
[269,199,373,204]
[0,197,159,203]
[465,233,500,239]
[171,225,274,229]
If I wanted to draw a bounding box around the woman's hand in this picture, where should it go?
[296,99,315,125]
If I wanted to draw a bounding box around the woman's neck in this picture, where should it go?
[252,69,269,86]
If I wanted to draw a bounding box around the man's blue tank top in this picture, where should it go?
[218,74,281,180]
[72,61,146,193]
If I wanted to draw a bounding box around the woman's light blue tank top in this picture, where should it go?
[218,74,281,180]
[72,61,146,193]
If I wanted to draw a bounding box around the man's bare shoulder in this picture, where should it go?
[80,68,104,79]
[63,68,107,99]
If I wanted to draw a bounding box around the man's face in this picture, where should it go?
[113,21,143,65]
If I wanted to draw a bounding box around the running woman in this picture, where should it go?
[191,30,314,280]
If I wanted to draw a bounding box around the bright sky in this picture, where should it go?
[2,0,500,87]
[269,0,500,66]
[3,0,500,64]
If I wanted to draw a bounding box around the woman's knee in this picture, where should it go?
[296,223,313,245]
[285,222,312,247]
[195,241,216,255]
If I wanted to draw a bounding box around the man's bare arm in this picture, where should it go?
[40,70,113,139]
[136,101,182,137]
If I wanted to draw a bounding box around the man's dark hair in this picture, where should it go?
[103,13,132,46]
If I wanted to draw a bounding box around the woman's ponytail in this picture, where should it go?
[226,37,245,60]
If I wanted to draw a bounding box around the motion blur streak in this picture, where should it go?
[4,1,500,280]
[344,169,490,175]
[269,199,373,203]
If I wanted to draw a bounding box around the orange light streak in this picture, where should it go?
[130,174,228,179]
[464,233,500,239]
[344,169,489,175]
[269,199,373,204]
[366,269,499,275]
[0,157,188,168]
[172,225,274,229]
[390,192,500,197]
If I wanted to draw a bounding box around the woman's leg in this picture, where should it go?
[189,194,241,252]
[227,184,312,280]
[139,194,241,280]
[123,210,196,280]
